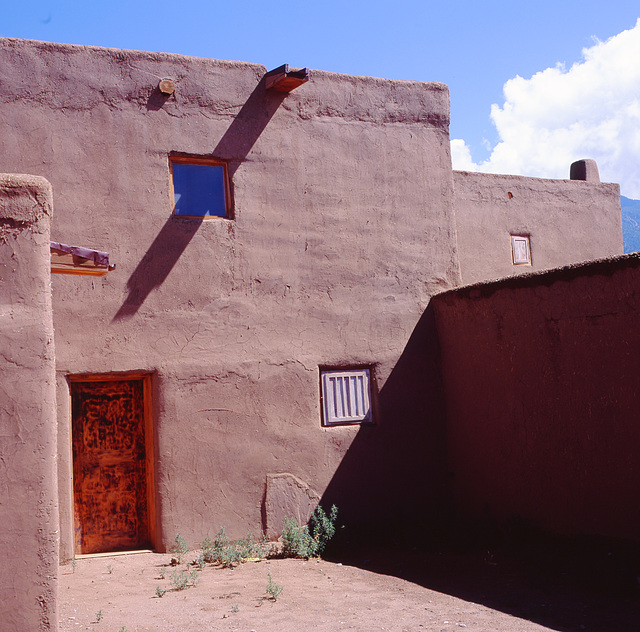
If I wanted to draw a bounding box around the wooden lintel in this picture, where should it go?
[52,267,109,277]
[265,64,309,92]
[51,243,113,277]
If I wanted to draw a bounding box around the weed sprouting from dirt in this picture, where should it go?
[171,533,189,565]
[201,535,215,563]
[237,531,259,559]
[150,512,337,601]
[170,568,199,590]
[204,528,241,567]
[95,609,103,622]
[266,570,283,601]
[200,528,273,568]
[282,505,338,559]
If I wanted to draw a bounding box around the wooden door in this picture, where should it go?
[71,377,153,554]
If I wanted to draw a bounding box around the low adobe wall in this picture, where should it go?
[0,174,58,630]
[434,254,640,541]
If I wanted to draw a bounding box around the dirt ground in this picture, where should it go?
[59,544,639,632]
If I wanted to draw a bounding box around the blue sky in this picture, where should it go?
[3,1,640,196]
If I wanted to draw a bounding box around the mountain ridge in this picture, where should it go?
[622,195,640,253]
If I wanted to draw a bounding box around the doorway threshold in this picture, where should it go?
[75,549,153,559]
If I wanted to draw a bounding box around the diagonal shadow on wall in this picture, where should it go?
[112,78,287,321]
[318,301,640,632]
[318,303,450,545]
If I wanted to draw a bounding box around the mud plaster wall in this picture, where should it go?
[0,174,58,630]
[0,38,460,557]
[453,171,622,285]
[433,255,640,541]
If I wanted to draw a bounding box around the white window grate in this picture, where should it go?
[511,235,531,265]
[321,368,372,425]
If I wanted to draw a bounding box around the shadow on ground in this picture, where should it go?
[310,297,640,632]
[326,528,640,632]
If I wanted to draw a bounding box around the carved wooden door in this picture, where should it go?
[71,378,151,554]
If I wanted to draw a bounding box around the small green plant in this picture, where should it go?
[106,564,113,574]
[281,505,338,559]
[309,504,338,556]
[193,553,206,570]
[171,533,189,564]
[155,585,166,598]
[170,568,199,590]
[213,527,230,550]
[170,569,189,590]
[95,609,103,622]
[231,604,239,613]
[219,545,242,568]
[256,533,277,559]
[266,571,283,601]
[281,516,306,557]
[201,528,241,568]
[201,535,216,563]
[236,531,258,559]
[158,565,168,579]
[118,627,128,632]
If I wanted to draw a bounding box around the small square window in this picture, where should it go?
[511,235,531,265]
[170,156,231,218]
[321,368,372,426]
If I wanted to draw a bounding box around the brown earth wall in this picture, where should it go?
[0,174,58,630]
[0,38,460,558]
[453,170,622,284]
[433,255,640,541]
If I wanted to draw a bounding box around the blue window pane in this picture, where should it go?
[173,163,228,217]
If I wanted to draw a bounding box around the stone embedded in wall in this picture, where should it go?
[263,473,321,539]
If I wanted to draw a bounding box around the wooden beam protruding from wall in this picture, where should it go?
[265,64,309,92]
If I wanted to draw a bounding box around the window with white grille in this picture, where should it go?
[511,234,531,265]
[321,368,372,426]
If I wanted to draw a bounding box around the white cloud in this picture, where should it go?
[451,18,640,198]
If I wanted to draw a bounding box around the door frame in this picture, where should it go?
[68,371,156,554]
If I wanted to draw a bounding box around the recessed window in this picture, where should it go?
[321,368,372,426]
[170,156,231,218]
[511,235,531,265]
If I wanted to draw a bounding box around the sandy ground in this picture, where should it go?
[58,545,639,632]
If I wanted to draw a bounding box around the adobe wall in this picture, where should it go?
[0,38,459,556]
[453,170,622,284]
[433,255,640,541]
[0,174,58,630]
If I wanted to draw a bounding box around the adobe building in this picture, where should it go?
[0,37,625,630]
